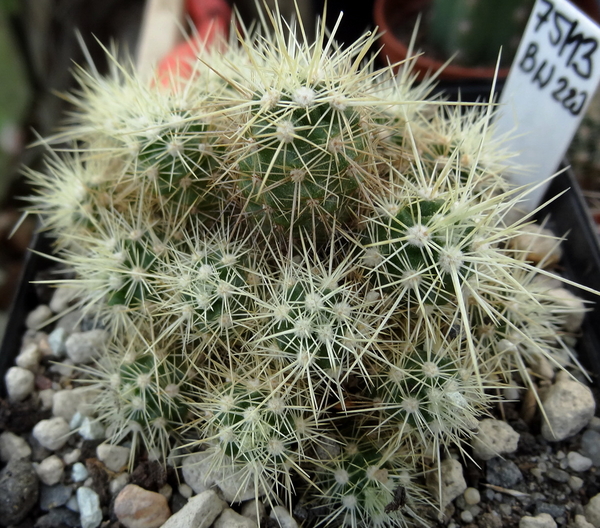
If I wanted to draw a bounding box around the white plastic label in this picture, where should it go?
[493,0,600,210]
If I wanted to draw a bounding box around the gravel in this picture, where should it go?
[1,274,600,528]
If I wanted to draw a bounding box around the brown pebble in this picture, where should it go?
[35,375,53,391]
[131,460,168,492]
[37,336,53,357]
[520,386,538,424]
[114,484,171,528]
[85,457,110,504]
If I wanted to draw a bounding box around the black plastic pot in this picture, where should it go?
[535,169,600,380]
[1,169,600,395]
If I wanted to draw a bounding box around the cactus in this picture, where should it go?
[428,0,535,67]
[86,328,191,464]
[24,5,596,527]
[314,437,430,528]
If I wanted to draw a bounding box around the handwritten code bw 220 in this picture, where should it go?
[517,0,599,116]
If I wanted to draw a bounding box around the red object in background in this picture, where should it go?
[157,0,231,83]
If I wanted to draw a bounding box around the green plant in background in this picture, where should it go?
[0,6,29,201]
[25,6,592,527]
[428,0,534,67]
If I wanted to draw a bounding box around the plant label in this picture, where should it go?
[493,0,600,210]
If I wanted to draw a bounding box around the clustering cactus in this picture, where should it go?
[25,7,591,527]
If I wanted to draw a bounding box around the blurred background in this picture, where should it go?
[0,0,598,343]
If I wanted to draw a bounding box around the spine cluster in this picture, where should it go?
[26,10,588,528]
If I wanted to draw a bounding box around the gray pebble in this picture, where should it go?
[55,311,82,334]
[469,505,482,517]
[40,484,74,511]
[71,462,89,483]
[35,507,81,528]
[0,459,39,525]
[581,429,600,466]
[535,502,565,518]
[587,416,600,432]
[65,330,107,364]
[48,327,68,357]
[545,467,570,483]
[568,451,593,472]
[486,458,523,487]
[77,486,103,528]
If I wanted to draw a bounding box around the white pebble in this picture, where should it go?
[26,304,53,329]
[426,458,467,507]
[71,462,89,482]
[0,431,31,461]
[39,388,55,410]
[36,455,65,486]
[574,514,596,528]
[109,472,130,495]
[460,510,474,523]
[161,489,225,528]
[48,327,68,357]
[241,500,265,525]
[50,286,79,313]
[568,451,593,472]
[63,448,81,466]
[472,419,520,460]
[159,483,173,502]
[541,372,595,442]
[65,329,108,364]
[519,513,557,528]
[270,506,298,528]
[179,483,193,499]
[79,417,105,441]
[215,508,258,528]
[5,366,35,402]
[70,412,84,430]
[585,493,600,527]
[510,225,562,268]
[569,475,585,492]
[53,388,96,422]
[96,443,130,472]
[182,452,217,494]
[548,287,586,333]
[504,384,521,401]
[464,487,481,505]
[49,360,74,378]
[15,343,41,371]
[77,486,103,528]
[32,417,71,451]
